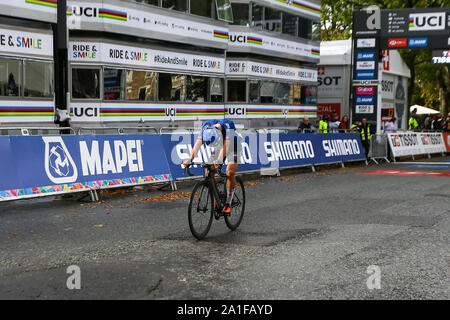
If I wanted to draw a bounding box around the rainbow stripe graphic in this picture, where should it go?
[99,8,128,21]
[66,6,73,16]
[409,18,414,28]
[25,0,57,8]
[311,48,320,56]
[177,107,225,117]
[292,1,321,14]
[0,106,54,117]
[247,36,263,45]
[100,108,165,117]
[0,174,172,201]
[246,108,283,115]
[214,30,229,40]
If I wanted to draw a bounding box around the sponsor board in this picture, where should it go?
[66,2,229,45]
[317,66,344,97]
[226,60,317,83]
[356,51,376,61]
[0,134,172,201]
[355,105,374,114]
[70,41,224,74]
[444,132,450,152]
[387,132,446,157]
[356,86,375,95]
[0,27,53,57]
[356,61,376,70]
[356,96,374,104]
[432,50,450,64]
[408,37,428,47]
[388,38,407,48]
[381,74,395,100]
[357,38,376,48]
[356,70,375,79]
[409,12,446,31]
[228,31,320,61]
[161,133,365,179]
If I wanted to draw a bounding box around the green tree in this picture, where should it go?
[321,0,449,115]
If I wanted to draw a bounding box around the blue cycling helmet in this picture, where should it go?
[202,127,223,148]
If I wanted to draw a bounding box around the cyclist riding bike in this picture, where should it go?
[183,119,241,216]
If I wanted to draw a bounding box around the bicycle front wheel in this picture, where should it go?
[188,181,213,240]
[225,176,246,231]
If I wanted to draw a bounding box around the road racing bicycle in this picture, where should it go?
[185,163,245,240]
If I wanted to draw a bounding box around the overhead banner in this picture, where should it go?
[70,41,224,74]
[228,31,320,61]
[387,132,446,157]
[65,1,228,46]
[261,0,321,20]
[162,133,366,179]
[226,60,317,83]
[0,27,53,58]
[225,105,317,119]
[0,134,172,201]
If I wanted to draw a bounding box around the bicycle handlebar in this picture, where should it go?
[183,162,226,177]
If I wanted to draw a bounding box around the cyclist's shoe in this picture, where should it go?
[222,204,232,216]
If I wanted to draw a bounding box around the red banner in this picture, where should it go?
[444,132,450,152]
[317,103,341,119]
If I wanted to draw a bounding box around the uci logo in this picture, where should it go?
[229,35,246,43]
[165,107,176,117]
[228,107,245,116]
[409,12,445,31]
[43,137,78,184]
[71,6,98,17]
[72,107,99,118]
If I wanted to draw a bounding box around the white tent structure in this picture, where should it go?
[410,105,439,115]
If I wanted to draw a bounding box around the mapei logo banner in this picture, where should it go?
[356,52,376,61]
[0,135,172,194]
[409,12,446,31]
[408,38,428,47]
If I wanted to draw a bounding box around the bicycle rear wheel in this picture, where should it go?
[225,176,245,231]
[188,181,213,240]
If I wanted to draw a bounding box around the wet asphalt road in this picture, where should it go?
[0,157,449,300]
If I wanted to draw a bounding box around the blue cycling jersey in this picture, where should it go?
[199,119,236,142]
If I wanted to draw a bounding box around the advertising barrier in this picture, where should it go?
[162,133,366,179]
[387,132,446,157]
[0,132,366,202]
[0,135,172,201]
[444,132,450,152]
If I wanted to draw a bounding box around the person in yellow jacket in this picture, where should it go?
[360,118,371,158]
[409,108,419,131]
[319,113,329,133]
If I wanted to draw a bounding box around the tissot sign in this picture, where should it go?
[352,6,450,129]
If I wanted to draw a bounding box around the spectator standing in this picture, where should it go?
[408,108,419,131]
[319,113,329,133]
[340,115,349,132]
[424,114,432,130]
[298,117,313,133]
[360,118,372,158]
[328,113,341,133]
[384,117,397,133]
[350,120,361,133]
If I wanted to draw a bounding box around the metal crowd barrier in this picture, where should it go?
[368,134,390,164]
[159,127,195,134]
[0,127,76,136]
[77,126,158,135]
